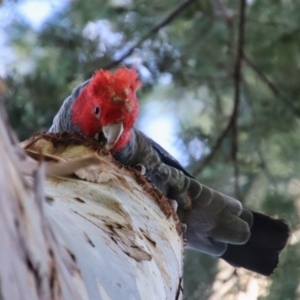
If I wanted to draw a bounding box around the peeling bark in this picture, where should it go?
[0,102,183,300]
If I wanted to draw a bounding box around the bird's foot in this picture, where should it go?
[181,223,187,234]
[183,238,187,247]
[169,199,178,212]
[135,164,146,175]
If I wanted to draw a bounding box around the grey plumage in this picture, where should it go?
[111,128,289,275]
[49,77,289,275]
[113,129,252,256]
[49,80,90,133]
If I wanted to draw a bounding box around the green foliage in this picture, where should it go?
[2,0,300,298]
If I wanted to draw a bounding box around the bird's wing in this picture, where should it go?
[148,136,194,179]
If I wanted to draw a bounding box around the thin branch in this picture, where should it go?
[210,0,234,25]
[104,0,197,69]
[192,106,237,175]
[231,0,247,199]
[210,0,235,56]
[244,55,300,118]
[193,0,247,181]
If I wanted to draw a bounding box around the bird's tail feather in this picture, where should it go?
[220,211,290,276]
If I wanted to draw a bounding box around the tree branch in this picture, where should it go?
[210,0,235,56]
[244,55,300,118]
[104,0,197,69]
[193,0,247,182]
[192,106,237,175]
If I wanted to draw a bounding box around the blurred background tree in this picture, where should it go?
[1,0,300,299]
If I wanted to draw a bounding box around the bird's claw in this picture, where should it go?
[183,238,187,247]
[169,199,178,212]
[181,223,187,234]
[135,164,146,175]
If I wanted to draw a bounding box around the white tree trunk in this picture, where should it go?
[0,102,183,300]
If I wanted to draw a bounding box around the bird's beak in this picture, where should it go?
[102,122,124,150]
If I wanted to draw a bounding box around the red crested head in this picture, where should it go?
[71,67,141,151]
[90,67,141,129]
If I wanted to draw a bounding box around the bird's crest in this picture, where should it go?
[88,67,141,132]
[90,67,141,103]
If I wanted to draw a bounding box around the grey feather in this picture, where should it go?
[49,79,90,133]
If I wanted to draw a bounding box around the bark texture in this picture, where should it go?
[0,101,183,300]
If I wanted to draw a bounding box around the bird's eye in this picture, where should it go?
[93,106,100,115]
